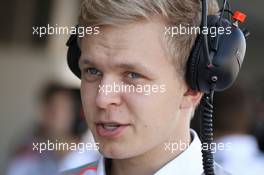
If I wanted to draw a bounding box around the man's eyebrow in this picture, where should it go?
[115,63,146,71]
[79,58,95,67]
[79,57,152,74]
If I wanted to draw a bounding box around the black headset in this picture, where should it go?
[66,0,248,94]
[66,0,248,174]
[186,0,248,94]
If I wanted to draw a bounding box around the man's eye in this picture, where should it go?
[82,67,102,82]
[127,72,141,79]
[84,68,102,76]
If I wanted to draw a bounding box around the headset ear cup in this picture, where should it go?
[67,35,81,79]
[201,16,247,92]
[186,34,203,90]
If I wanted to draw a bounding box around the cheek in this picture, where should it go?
[121,94,177,154]
[125,92,177,129]
[81,81,98,100]
[127,90,180,115]
[80,82,98,117]
[125,90,182,138]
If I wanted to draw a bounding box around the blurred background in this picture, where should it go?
[0,0,263,175]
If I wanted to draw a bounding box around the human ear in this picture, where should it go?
[180,88,203,109]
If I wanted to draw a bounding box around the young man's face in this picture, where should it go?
[79,19,199,159]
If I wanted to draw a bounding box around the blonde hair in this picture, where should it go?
[79,0,219,77]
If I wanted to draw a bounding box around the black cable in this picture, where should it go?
[218,0,227,24]
[226,0,231,21]
[201,0,212,66]
[200,82,216,175]
[218,1,232,21]
[213,0,228,52]
[218,9,234,17]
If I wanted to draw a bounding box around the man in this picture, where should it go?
[63,0,229,174]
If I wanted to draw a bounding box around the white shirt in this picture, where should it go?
[95,129,204,175]
[61,130,231,175]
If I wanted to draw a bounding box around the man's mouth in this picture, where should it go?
[95,122,130,138]
[101,123,121,131]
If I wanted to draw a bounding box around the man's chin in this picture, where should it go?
[99,146,124,159]
[98,144,136,159]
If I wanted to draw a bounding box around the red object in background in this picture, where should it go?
[233,11,247,23]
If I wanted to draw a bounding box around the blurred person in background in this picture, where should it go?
[252,78,264,153]
[58,88,100,172]
[213,80,264,175]
[59,128,101,171]
[6,83,88,175]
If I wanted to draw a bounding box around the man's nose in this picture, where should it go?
[95,79,122,109]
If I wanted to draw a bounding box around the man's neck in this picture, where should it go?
[109,128,191,175]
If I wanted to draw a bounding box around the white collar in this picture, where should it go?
[97,156,105,175]
[154,129,203,175]
[96,129,203,175]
